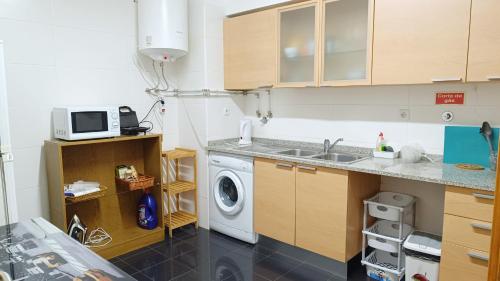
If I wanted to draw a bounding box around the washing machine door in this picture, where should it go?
[213,170,245,216]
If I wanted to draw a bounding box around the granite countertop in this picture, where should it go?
[207,138,497,191]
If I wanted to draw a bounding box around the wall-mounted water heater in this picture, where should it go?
[138,0,188,62]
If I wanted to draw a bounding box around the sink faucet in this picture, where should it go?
[323,138,344,154]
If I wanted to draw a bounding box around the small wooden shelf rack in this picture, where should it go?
[45,135,165,259]
[162,148,198,237]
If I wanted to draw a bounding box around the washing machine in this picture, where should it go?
[209,152,258,244]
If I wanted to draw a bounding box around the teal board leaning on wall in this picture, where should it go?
[444,126,499,168]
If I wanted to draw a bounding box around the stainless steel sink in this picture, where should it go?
[311,153,369,163]
[275,149,319,157]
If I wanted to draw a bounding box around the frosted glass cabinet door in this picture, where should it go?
[277,1,319,87]
[321,0,373,86]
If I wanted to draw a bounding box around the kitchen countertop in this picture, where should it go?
[207,138,497,191]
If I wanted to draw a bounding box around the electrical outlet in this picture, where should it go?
[160,101,166,114]
[400,109,410,120]
[223,107,231,116]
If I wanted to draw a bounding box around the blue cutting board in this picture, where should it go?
[444,126,499,167]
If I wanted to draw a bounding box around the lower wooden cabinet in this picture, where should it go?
[440,186,494,281]
[442,214,491,253]
[254,158,296,245]
[440,242,489,281]
[444,186,494,222]
[295,166,349,261]
[254,158,380,262]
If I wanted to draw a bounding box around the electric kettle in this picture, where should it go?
[239,119,252,146]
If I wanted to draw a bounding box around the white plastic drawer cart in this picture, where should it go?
[361,192,416,281]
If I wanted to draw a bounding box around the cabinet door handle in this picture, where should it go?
[471,222,492,231]
[258,85,273,89]
[297,165,317,172]
[431,77,462,82]
[468,251,489,262]
[472,193,495,201]
[276,162,293,168]
[487,76,500,81]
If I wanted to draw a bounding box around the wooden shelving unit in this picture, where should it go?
[164,180,196,194]
[45,134,165,259]
[162,148,198,237]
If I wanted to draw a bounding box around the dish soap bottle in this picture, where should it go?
[376,132,386,152]
[137,189,158,230]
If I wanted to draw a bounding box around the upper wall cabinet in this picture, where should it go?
[276,1,320,87]
[320,0,374,86]
[372,0,471,85]
[224,9,277,90]
[467,0,500,82]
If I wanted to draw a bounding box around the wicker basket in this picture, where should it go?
[65,185,108,204]
[116,174,155,191]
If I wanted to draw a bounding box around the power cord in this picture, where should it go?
[84,228,112,248]
[139,99,165,132]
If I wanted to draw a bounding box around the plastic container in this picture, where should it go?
[364,221,413,253]
[373,150,400,159]
[366,192,415,222]
[376,132,386,152]
[403,231,442,281]
[363,250,405,281]
[137,190,158,230]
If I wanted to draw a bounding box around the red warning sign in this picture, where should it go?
[435,92,464,105]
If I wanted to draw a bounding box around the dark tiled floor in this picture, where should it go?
[111,226,374,281]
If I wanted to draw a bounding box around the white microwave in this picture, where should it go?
[53,106,120,141]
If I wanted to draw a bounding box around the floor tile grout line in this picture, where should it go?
[109,256,124,264]
[302,260,345,277]
[119,247,159,261]
[132,271,153,281]
[149,245,198,265]
[127,256,170,275]
[168,269,195,281]
[113,258,140,275]
[274,249,311,263]
[273,259,307,281]
[255,272,274,281]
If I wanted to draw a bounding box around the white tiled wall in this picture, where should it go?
[0,1,178,221]
[244,83,500,155]
[173,0,243,228]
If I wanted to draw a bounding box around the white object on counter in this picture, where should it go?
[238,119,252,146]
[64,181,100,197]
[373,150,400,159]
[400,144,425,163]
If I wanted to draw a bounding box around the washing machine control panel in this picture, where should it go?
[209,154,254,173]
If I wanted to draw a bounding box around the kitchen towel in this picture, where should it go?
[444,125,499,167]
